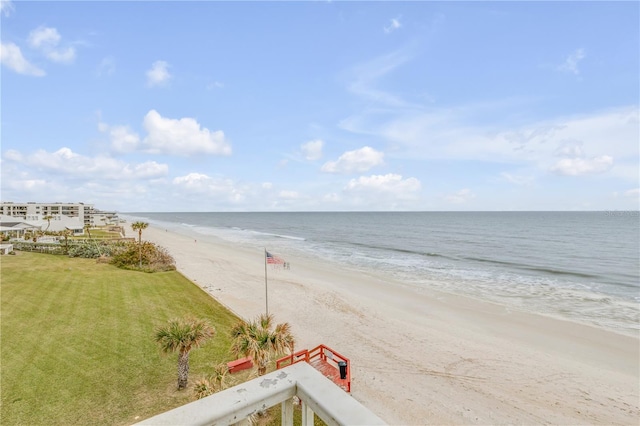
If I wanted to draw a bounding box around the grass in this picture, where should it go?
[267,403,328,426]
[1,251,241,425]
[72,228,123,239]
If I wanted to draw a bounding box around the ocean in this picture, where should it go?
[124,211,640,336]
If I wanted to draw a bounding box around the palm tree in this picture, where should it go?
[83,224,104,256]
[230,314,295,376]
[194,363,233,399]
[59,228,73,254]
[44,215,54,231]
[84,224,92,239]
[155,317,216,390]
[130,221,149,268]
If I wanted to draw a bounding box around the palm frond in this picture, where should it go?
[229,314,295,376]
[155,317,215,354]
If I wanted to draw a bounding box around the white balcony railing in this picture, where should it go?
[135,361,386,426]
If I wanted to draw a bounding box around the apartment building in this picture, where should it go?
[0,202,119,233]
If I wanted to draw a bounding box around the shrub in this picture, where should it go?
[68,243,103,258]
[110,241,176,272]
[193,363,233,399]
[67,241,121,258]
[12,241,65,255]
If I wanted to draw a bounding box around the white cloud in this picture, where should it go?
[0,154,176,209]
[301,139,324,160]
[323,193,340,202]
[98,119,140,154]
[142,110,231,156]
[624,188,639,198]
[46,47,75,63]
[97,56,115,76]
[347,47,417,107]
[99,111,230,156]
[127,161,168,179]
[6,179,47,191]
[4,147,168,180]
[558,48,586,75]
[444,188,475,204]
[278,190,300,199]
[550,156,614,176]
[206,81,224,90]
[262,182,273,190]
[501,172,534,186]
[173,173,212,190]
[345,104,637,182]
[172,173,247,203]
[549,138,615,176]
[1,0,14,17]
[384,17,402,34]
[146,60,171,87]
[345,173,421,195]
[4,149,22,161]
[27,26,76,64]
[554,140,584,158]
[321,146,384,173]
[0,42,45,76]
[322,192,340,203]
[109,126,141,154]
[28,26,61,48]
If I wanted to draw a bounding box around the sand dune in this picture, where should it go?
[135,224,639,425]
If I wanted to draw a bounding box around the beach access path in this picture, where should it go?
[135,225,639,425]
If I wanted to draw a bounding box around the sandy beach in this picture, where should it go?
[133,224,639,425]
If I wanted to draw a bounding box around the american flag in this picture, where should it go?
[266,251,285,265]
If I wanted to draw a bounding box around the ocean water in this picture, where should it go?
[125,211,640,336]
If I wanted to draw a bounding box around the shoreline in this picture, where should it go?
[131,223,639,425]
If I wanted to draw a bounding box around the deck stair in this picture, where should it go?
[276,344,351,393]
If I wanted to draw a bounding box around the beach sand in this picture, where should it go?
[134,224,639,425]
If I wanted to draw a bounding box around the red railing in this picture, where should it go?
[276,349,310,368]
[276,344,351,393]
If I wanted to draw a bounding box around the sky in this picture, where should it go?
[1,1,638,212]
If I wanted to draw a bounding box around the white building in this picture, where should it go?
[0,201,119,233]
[0,217,40,238]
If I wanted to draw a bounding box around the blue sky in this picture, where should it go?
[1,1,638,212]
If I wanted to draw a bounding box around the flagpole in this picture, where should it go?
[264,248,268,316]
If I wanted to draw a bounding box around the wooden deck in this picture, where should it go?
[309,357,349,392]
[276,344,351,393]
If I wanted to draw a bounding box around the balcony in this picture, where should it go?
[135,361,385,426]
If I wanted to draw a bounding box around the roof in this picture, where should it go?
[0,222,24,227]
[0,221,40,230]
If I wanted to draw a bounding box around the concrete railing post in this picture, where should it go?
[301,400,314,426]
[281,398,294,426]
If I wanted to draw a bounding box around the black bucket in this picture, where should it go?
[338,361,347,379]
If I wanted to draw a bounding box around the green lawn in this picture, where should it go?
[1,252,241,425]
[73,228,122,239]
